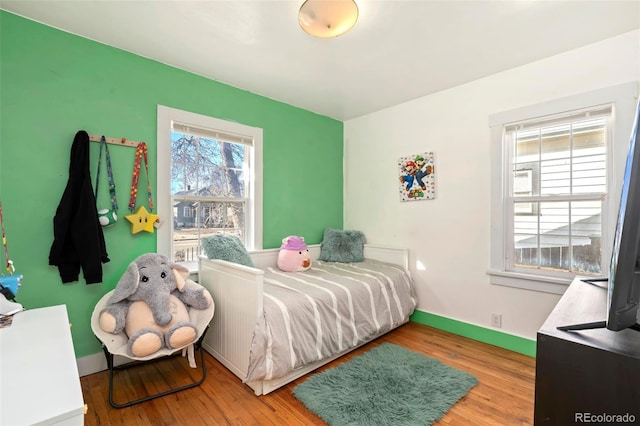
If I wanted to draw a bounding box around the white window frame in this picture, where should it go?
[513,169,533,214]
[489,82,638,294]
[157,105,263,269]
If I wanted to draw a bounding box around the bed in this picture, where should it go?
[198,244,417,395]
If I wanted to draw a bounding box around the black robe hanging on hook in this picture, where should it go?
[49,130,110,284]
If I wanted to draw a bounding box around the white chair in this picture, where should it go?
[91,287,214,408]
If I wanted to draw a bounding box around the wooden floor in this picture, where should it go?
[81,322,536,425]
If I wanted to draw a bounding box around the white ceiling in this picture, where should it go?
[2,1,639,121]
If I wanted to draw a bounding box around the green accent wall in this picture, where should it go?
[410,310,537,357]
[0,11,343,358]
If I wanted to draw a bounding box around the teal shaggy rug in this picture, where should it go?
[293,343,478,426]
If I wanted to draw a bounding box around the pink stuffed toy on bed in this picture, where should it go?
[277,235,312,272]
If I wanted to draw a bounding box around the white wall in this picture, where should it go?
[344,30,640,340]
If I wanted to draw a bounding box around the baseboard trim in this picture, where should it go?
[410,310,536,357]
[77,310,536,376]
[77,352,136,377]
[77,352,106,377]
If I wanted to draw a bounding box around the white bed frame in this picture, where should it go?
[198,244,410,395]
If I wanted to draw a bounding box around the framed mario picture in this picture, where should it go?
[398,152,436,201]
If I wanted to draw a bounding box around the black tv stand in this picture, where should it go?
[557,320,606,331]
[581,277,608,283]
[535,277,640,425]
[558,320,640,332]
[579,277,608,289]
[558,277,608,330]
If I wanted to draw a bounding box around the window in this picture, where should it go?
[489,83,638,294]
[513,169,534,214]
[183,206,195,218]
[157,106,263,269]
[509,108,609,274]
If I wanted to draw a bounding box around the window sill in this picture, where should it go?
[487,270,572,295]
[176,260,199,281]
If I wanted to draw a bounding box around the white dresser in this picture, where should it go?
[0,305,85,425]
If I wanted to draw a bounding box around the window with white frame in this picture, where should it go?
[489,83,638,294]
[508,108,609,274]
[157,106,263,269]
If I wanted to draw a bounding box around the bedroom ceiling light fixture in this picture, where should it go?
[298,0,359,38]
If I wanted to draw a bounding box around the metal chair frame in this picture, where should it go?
[99,325,210,408]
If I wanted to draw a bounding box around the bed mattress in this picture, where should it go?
[245,259,417,383]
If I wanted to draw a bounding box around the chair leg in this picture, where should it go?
[101,332,208,409]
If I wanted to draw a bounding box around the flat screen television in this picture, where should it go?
[559,99,640,333]
[607,98,640,332]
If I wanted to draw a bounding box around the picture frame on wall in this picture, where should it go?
[398,152,436,201]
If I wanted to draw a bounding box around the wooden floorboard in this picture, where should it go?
[81,322,535,425]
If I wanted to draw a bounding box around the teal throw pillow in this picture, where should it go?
[202,235,254,267]
[319,228,366,263]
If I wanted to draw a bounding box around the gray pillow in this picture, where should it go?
[202,235,254,267]
[319,228,366,263]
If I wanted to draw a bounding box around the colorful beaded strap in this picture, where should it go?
[95,136,118,212]
[0,200,14,274]
[128,142,153,213]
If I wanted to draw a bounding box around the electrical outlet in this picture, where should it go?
[491,313,502,328]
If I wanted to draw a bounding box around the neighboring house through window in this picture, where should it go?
[157,106,263,269]
[489,83,638,294]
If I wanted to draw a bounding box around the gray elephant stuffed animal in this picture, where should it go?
[98,253,212,358]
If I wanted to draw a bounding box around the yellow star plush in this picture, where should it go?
[125,206,159,234]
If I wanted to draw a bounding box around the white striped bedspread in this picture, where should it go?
[244,259,417,383]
